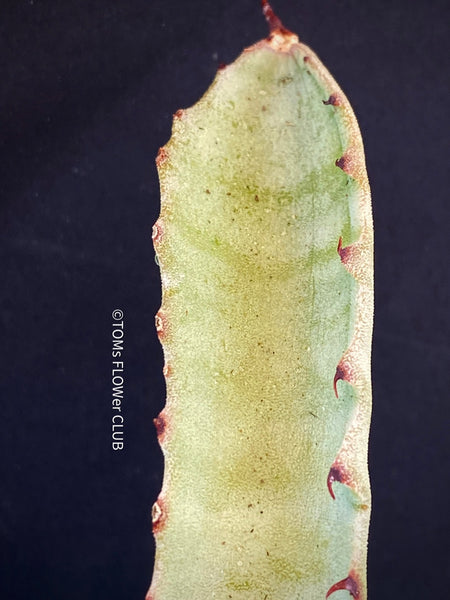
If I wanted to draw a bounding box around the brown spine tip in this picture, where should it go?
[154,413,166,440]
[218,62,227,71]
[337,236,353,264]
[151,497,167,534]
[155,313,163,332]
[262,0,283,32]
[326,573,360,598]
[335,150,358,177]
[155,311,168,340]
[323,94,341,106]
[261,0,292,36]
[335,155,347,171]
[173,108,184,119]
[156,146,169,167]
[152,221,164,245]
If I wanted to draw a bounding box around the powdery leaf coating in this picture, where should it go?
[149,5,373,599]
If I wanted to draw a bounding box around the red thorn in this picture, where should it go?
[156,146,168,167]
[261,0,287,34]
[337,238,353,264]
[335,151,357,177]
[337,236,343,254]
[323,94,340,106]
[333,359,353,397]
[154,413,166,439]
[326,574,360,598]
[152,496,167,534]
[152,221,164,245]
[218,62,227,70]
[173,109,184,119]
[163,363,172,378]
[327,466,342,500]
[335,155,347,171]
[155,311,168,340]
[327,461,354,499]
[333,363,346,398]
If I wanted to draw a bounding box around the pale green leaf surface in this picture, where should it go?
[150,27,372,600]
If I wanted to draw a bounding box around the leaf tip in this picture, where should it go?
[261,0,284,33]
[261,0,298,50]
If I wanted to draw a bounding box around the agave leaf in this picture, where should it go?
[149,3,373,599]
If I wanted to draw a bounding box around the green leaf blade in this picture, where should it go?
[150,23,373,600]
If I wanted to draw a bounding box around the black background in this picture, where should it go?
[1,0,449,598]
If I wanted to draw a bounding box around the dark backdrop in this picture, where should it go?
[1,0,448,598]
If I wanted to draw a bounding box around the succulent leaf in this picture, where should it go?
[149,4,373,599]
